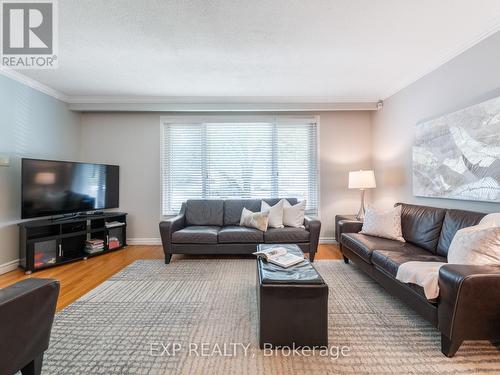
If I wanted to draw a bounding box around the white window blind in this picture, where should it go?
[161,119,318,215]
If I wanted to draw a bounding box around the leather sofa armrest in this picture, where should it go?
[337,220,363,264]
[438,264,500,344]
[304,215,320,230]
[338,220,363,235]
[0,278,59,374]
[159,203,186,261]
[304,216,321,262]
[159,212,186,233]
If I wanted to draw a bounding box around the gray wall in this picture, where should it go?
[371,31,500,213]
[80,111,372,241]
[0,75,81,270]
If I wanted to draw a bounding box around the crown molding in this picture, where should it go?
[68,101,379,112]
[0,67,68,102]
[381,17,500,100]
[0,71,380,110]
[67,95,378,104]
[68,96,380,112]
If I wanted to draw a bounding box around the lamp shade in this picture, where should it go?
[348,170,376,189]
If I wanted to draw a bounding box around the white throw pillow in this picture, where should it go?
[261,200,284,228]
[283,200,306,228]
[479,213,500,226]
[240,208,269,232]
[360,205,405,242]
[447,222,500,265]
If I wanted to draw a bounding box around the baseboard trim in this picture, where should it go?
[127,237,337,245]
[127,238,162,245]
[319,237,337,244]
[0,259,20,275]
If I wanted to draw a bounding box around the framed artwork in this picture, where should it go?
[413,96,500,202]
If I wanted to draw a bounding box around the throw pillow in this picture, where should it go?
[261,200,284,228]
[479,213,500,226]
[447,222,500,265]
[283,200,306,228]
[240,208,269,232]
[360,205,405,242]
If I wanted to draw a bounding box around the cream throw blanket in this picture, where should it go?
[395,213,500,300]
[396,261,447,300]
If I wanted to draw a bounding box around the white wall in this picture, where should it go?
[371,31,500,213]
[80,111,372,241]
[318,112,372,238]
[0,75,81,272]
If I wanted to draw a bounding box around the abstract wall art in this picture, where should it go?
[413,95,500,202]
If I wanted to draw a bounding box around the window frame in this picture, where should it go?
[160,115,321,218]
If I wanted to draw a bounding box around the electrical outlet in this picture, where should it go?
[0,154,10,166]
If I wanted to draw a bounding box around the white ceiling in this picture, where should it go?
[11,0,500,102]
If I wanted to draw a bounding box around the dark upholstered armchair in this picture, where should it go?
[0,278,60,375]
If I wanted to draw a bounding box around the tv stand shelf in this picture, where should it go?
[19,212,127,274]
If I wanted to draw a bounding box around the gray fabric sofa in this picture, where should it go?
[159,198,321,264]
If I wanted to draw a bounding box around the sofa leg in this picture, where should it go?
[441,334,462,357]
[21,353,44,375]
[309,252,316,262]
[165,254,172,264]
[343,256,349,264]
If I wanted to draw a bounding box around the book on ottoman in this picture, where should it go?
[253,246,304,268]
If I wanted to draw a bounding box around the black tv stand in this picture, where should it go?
[50,211,106,222]
[50,213,78,222]
[19,212,127,274]
[77,211,104,217]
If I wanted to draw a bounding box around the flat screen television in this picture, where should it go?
[22,158,119,219]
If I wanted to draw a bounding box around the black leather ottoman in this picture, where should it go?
[256,244,328,348]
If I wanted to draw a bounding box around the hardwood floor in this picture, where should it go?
[314,243,343,260]
[0,244,342,311]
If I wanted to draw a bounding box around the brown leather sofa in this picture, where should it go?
[159,198,321,264]
[0,278,60,375]
[339,203,500,357]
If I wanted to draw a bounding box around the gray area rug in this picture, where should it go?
[43,259,500,374]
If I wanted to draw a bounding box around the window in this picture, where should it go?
[161,117,318,215]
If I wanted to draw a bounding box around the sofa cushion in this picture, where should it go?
[172,226,220,244]
[372,248,446,278]
[186,200,224,226]
[224,199,261,225]
[341,233,420,263]
[223,198,298,226]
[218,226,264,243]
[397,203,446,254]
[436,209,485,257]
[264,227,309,243]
